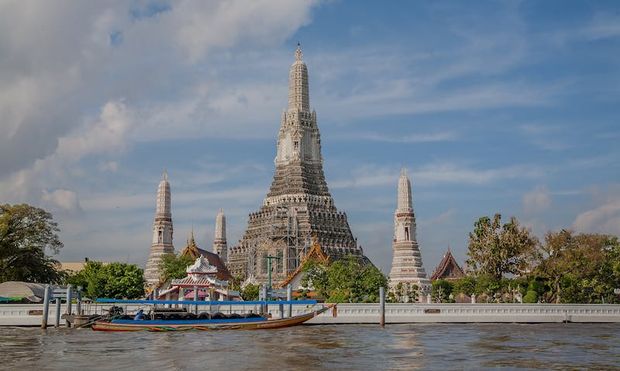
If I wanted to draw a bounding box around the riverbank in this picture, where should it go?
[2,303,620,326]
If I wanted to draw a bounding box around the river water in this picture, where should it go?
[1,324,619,370]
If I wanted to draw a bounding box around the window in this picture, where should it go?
[294,141,299,150]
[158,230,163,243]
[404,227,410,241]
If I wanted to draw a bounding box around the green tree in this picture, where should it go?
[301,256,387,303]
[159,253,194,283]
[301,260,329,298]
[432,279,453,303]
[241,283,260,301]
[0,204,65,284]
[535,230,620,303]
[452,276,476,296]
[466,213,539,280]
[67,261,144,299]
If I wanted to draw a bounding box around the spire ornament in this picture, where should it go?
[295,42,303,61]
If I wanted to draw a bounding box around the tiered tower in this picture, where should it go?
[145,171,174,286]
[228,45,366,283]
[389,169,430,299]
[213,209,228,263]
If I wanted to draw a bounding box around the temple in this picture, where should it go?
[431,249,465,281]
[388,169,431,300]
[157,255,239,302]
[145,171,175,287]
[227,45,368,284]
[180,231,232,282]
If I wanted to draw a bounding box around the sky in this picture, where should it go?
[1,0,619,274]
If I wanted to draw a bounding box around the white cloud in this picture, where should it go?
[173,0,317,62]
[522,186,552,214]
[331,162,545,190]
[58,101,133,160]
[419,208,457,227]
[0,0,319,179]
[42,189,82,213]
[0,100,133,209]
[573,200,620,236]
[99,161,119,173]
[413,163,543,185]
[347,131,458,143]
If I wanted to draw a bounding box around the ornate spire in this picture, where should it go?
[295,42,303,61]
[288,43,310,112]
[397,168,413,213]
[145,171,174,287]
[215,209,226,241]
[213,208,228,263]
[189,227,196,246]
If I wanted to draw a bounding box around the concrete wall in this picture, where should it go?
[2,303,620,326]
[306,303,620,324]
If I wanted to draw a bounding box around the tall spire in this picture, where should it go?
[213,208,228,263]
[227,44,367,283]
[288,43,310,112]
[156,171,171,217]
[145,172,174,287]
[389,169,430,301]
[215,208,226,241]
[397,168,413,213]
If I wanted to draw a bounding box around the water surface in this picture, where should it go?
[1,324,619,370]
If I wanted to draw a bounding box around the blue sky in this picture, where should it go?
[0,0,619,274]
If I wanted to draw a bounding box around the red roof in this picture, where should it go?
[180,242,233,281]
[431,249,465,281]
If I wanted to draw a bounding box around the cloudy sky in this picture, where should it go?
[1,0,619,274]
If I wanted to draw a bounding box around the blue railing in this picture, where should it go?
[95,298,317,306]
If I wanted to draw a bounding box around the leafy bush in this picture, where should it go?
[523,290,538,303]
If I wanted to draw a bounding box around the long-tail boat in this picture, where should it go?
[91,299,333,332]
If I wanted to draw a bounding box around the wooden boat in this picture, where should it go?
[91,299,333,332]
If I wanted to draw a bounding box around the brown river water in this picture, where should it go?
[1,323,619,370]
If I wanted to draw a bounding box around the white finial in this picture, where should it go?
[162,169,168,181]
[295,42,302,61]
[400,167,407,177]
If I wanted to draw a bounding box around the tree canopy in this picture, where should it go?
[302,256,387,303]
[67,261,145,299]
[0,204,65,284]
[447,215,620,304]
[534,230,620,303]
[158,253,194,284]
[466,213,539,280]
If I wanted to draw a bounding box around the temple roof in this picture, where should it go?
[277,239,329,288]
[186,255,218,275]
[430,249,465,281]
[179,233,232,281]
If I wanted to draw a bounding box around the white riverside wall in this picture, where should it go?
[2,303,620,326]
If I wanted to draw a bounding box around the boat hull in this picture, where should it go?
[91,305,333,332]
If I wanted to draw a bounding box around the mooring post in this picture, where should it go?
[286,284,293,318]
[65,284,73,328]
[76,290,82,315]
[379,286,385,327]
[261,285,268,315]
[54,297,61,328]
[193,285,199,315]
[41,285,51,329]
[178,287,184,310]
